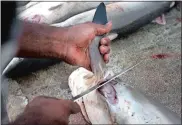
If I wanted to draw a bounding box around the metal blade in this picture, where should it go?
[72,61,142,101]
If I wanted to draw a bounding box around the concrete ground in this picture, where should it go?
[6,7,181,123]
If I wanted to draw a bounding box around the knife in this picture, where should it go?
[72,61,142,101]
[72,3,143,101]
[89,2,108,80]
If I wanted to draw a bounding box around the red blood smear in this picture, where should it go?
[151,54,171,59]
[176,18,182,22]
[116,5,124,11]
[24,17,29,21]
[106,4,124,12]
[32,15,41,23]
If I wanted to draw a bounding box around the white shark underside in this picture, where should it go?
[68,67,181,124]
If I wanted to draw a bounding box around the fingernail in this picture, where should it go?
[102,39,107,44]
[107,21,112,25]
[106,60,109,63]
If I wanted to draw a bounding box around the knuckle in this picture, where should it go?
[108,47,110,52]
[106,37,111,41]
[100,45,105,50]
[32,96,43,102]
[32,96,48,101]
[85,21,92,25]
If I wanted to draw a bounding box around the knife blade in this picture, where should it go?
[72,61,142,101]
[89,2,108,80]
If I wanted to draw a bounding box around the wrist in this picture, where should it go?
[51,27,69,60]
[17,21,69,59]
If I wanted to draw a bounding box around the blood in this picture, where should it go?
[113,96,118,104]
[115,5,124,11]
[106,4,124,12]
[176,18,182,22]
[32,15,41,23]
[124,100,130,105]
[24,17,29,21]
[154,14,166,25]
[151,54,171,59]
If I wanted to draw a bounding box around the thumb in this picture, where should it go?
[94,21,112,35]
[64,100,81,114]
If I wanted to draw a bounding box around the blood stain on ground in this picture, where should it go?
[176,18,182,22]
[151,54,171,59]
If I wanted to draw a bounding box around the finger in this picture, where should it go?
[107,33,118,41]
[85,65,92,71]
[64,100,81,114]
[99,45,110,55]
[35,96,59,100]
[27,96,54,107]
[100,37,111,46]
[94,21,112,35]
[104,54,109,63]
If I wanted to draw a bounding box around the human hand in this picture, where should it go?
[63,22,112,70]
[17,21,112,70]
[14,96,80,125]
